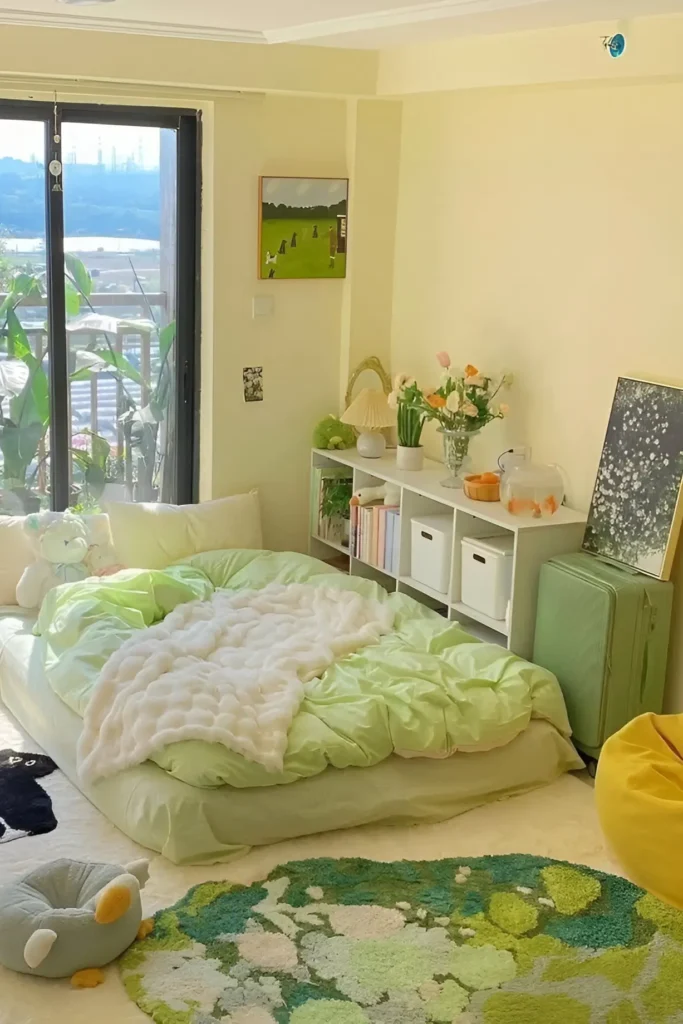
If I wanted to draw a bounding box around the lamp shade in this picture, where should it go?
[340,388,396,431]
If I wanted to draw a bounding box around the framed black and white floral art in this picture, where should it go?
[583,376,683,580]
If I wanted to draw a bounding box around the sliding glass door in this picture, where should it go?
[0,102,200,514]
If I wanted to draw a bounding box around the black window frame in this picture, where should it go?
[0,99,202,508]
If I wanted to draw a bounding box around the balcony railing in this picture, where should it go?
[0,290,171,511]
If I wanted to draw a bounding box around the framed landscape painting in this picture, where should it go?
[583,376,683,579]
[258,176,348,280]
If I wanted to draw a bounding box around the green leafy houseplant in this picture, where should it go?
[320,478,353,522]
[388,375,426,448]
[0,255,176,513]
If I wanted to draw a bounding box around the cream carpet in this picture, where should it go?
[0,702,616,1024]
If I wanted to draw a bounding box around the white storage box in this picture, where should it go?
[461,535,514,621]
[411,514,454,594]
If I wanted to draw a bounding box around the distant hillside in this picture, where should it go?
[0,158,160,239]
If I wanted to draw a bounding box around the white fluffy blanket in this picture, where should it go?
[78,582,393,783]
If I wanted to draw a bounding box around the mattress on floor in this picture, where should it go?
[0,609,583,865]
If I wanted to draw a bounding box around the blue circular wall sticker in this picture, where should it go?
[604,33,626,58]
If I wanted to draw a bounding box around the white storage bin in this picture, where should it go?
[461,535,514,621]
[411,514,454,594]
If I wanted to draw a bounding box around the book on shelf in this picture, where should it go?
[385,509,395,573]
[371,506,380,566]
[350,502,359,558]
[361,507,373,564]
[351,503,400,572]
[377,506,387,571]
[310,466,353,547]
[391,509,401,574]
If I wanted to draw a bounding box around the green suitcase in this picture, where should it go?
[533,552,673,764]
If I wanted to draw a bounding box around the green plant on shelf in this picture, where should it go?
[320,477,353,522]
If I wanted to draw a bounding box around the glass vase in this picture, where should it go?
[439,427,480,489]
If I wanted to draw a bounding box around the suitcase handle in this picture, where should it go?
[639,592,655,703]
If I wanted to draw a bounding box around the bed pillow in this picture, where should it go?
[0,517,35,606]
[104,492,263,570]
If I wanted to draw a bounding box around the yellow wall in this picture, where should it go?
[207,93,350,551]
[390,80,683,708]
[0,23,377,97]
[340,98,403,395]
[378,14,683,96]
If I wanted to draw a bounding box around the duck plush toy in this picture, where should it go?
[0,858,153,987]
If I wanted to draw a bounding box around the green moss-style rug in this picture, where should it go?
[121,855,683,1023]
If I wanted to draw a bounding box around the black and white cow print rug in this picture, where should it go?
[0,748,58,843]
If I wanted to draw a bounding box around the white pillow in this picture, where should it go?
[104,492,263,570]
[0,516,35,606]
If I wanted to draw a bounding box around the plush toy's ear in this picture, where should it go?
[24,929,57,969]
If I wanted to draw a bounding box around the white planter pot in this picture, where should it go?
[396,445,424,471]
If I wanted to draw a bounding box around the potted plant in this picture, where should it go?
[320,476,353,547]
[418,353,511,488]
[388,375,427,471]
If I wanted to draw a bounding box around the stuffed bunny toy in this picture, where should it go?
[16,511,90,610]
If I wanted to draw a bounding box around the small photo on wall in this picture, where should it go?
[243,366,264,403]
[583,376,683,580]
[259,176,348,280]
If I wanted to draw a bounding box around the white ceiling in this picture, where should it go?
[0,0,682,48]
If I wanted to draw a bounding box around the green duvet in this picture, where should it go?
[36,550,572,790]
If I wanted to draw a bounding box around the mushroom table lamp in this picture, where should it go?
[340,388,396,459]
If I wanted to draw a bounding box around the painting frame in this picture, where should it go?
[258,175,349,281]
[582,375,683,580]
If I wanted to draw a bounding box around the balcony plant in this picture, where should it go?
[0,257,176,513]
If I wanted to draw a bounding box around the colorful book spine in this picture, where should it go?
[362,508,372,564]
[350,502,358,558]
[371,506,380,566]
[384,511,394,572]
[377,507,387,570]
[391,512,401,574]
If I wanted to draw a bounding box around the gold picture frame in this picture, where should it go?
[583,375,683,580]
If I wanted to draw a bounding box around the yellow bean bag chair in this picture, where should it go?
[596,712,683,910]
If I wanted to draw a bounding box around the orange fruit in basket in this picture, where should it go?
[480,472,500,484]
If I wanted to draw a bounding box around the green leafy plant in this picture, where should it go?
[388,375,427,448]
[320,478,353,522]
[0,255,176,512]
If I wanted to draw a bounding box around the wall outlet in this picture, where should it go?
[253,295,274,318]
[509,445,531,462]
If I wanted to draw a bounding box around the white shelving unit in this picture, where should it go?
[310,447,587,659]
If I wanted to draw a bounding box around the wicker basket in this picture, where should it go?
[463,473,501,502]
